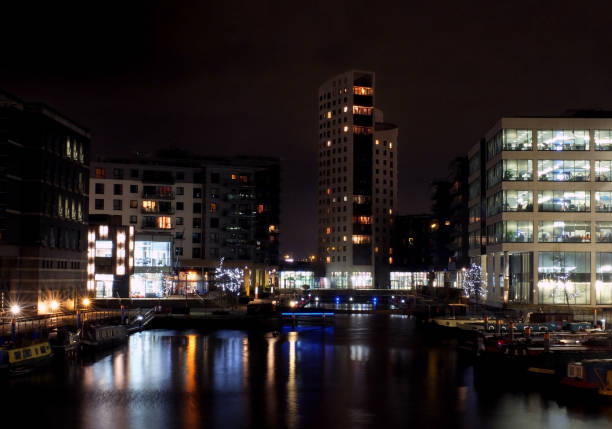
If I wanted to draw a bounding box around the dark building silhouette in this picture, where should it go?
[391,214,434,271]
[0,90,90,312]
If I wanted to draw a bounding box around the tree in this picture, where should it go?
[463,263,486,301]
[214,257,244,296]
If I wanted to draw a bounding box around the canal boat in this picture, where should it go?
[561,359,612,397]
[0,341,53,375]
[81,324,127,352]
[48,328,80,359]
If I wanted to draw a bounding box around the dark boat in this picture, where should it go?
[48,328,80,359]
[561,359,612,397]
[0,341,53,376]
[81,324,127,351]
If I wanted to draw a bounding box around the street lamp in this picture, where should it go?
[10,305,20,316]
[82,298,90,308]
[50,300,59,312]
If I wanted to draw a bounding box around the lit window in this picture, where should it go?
[231,174,237,180]
[326,227,331,235]
[343,126,349,132]
[210,202,217,213]
[326,188,331,195]
[389,142,393,149]
[268,225,276,232]
[388,257,393,264]
[389,209,393,214]
[352,235,371,244]
[343,106,348,112]
[375,139,380,145]
[98,225,109,238]
[157,217,171,229]
[95,168,105,178]
[327,111,332,118]
[257,204,264,214]
[142,200,157,213]
[326,256,331,263]
[327,140,331,147]
[343,236,347,241]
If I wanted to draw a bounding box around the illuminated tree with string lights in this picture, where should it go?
[463,263,486,302]
[214,257,244,296]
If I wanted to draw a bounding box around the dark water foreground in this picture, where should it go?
[3,315,612,429]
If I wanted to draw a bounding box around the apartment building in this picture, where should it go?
[317,70,398,288]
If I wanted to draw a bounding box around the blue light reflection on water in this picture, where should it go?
[3,316,612,429]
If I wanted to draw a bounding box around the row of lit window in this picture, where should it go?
[486,129,612,159]
[484,220,612,244]
[484,159,612,187]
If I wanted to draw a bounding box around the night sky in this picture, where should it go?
[2,1,612,257]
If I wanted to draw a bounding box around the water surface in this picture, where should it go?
[4,315,612,428]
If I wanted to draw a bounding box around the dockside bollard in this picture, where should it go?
[544,332,550,352]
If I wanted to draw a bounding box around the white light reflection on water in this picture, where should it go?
[286,330,299,429]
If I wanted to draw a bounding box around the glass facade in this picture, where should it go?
[503,129,532,151]
[596,252,612,304]
[595,192,612,212]
[94,274,114,298]
[537,160,590,182]
[489,221,533,244]
[487,163,501,188]
[503,159,532,181]
[469,180,480,200]
[538,221,591,243]
[536,130,589,151]
[503,190,532,212]
[508,252,532,304]
[134,240,172,267]
[95,240,113,257]
[537,190,590,212]
[596,221,612,243]
[469,204,481,224]
[487,190,532,215]
[538,252,590,305]
[279,271,315,289]
[390,272,429,289]
[330,271,348,289]
[131,272,165,298]
[469,153,480,176]
[595,130,612,151]
[595,160,612,181]
[351,272,372,289]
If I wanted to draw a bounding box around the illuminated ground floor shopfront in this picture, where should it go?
[481,249,612,306]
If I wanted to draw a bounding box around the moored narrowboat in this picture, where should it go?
[81,324,127,352]
[0,341,53,375]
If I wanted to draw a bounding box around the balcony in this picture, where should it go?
[141,208,175,215]
[353,114,373,127]
[353,224,372,235]
[353,94,373,107]
[142,192,175,200]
